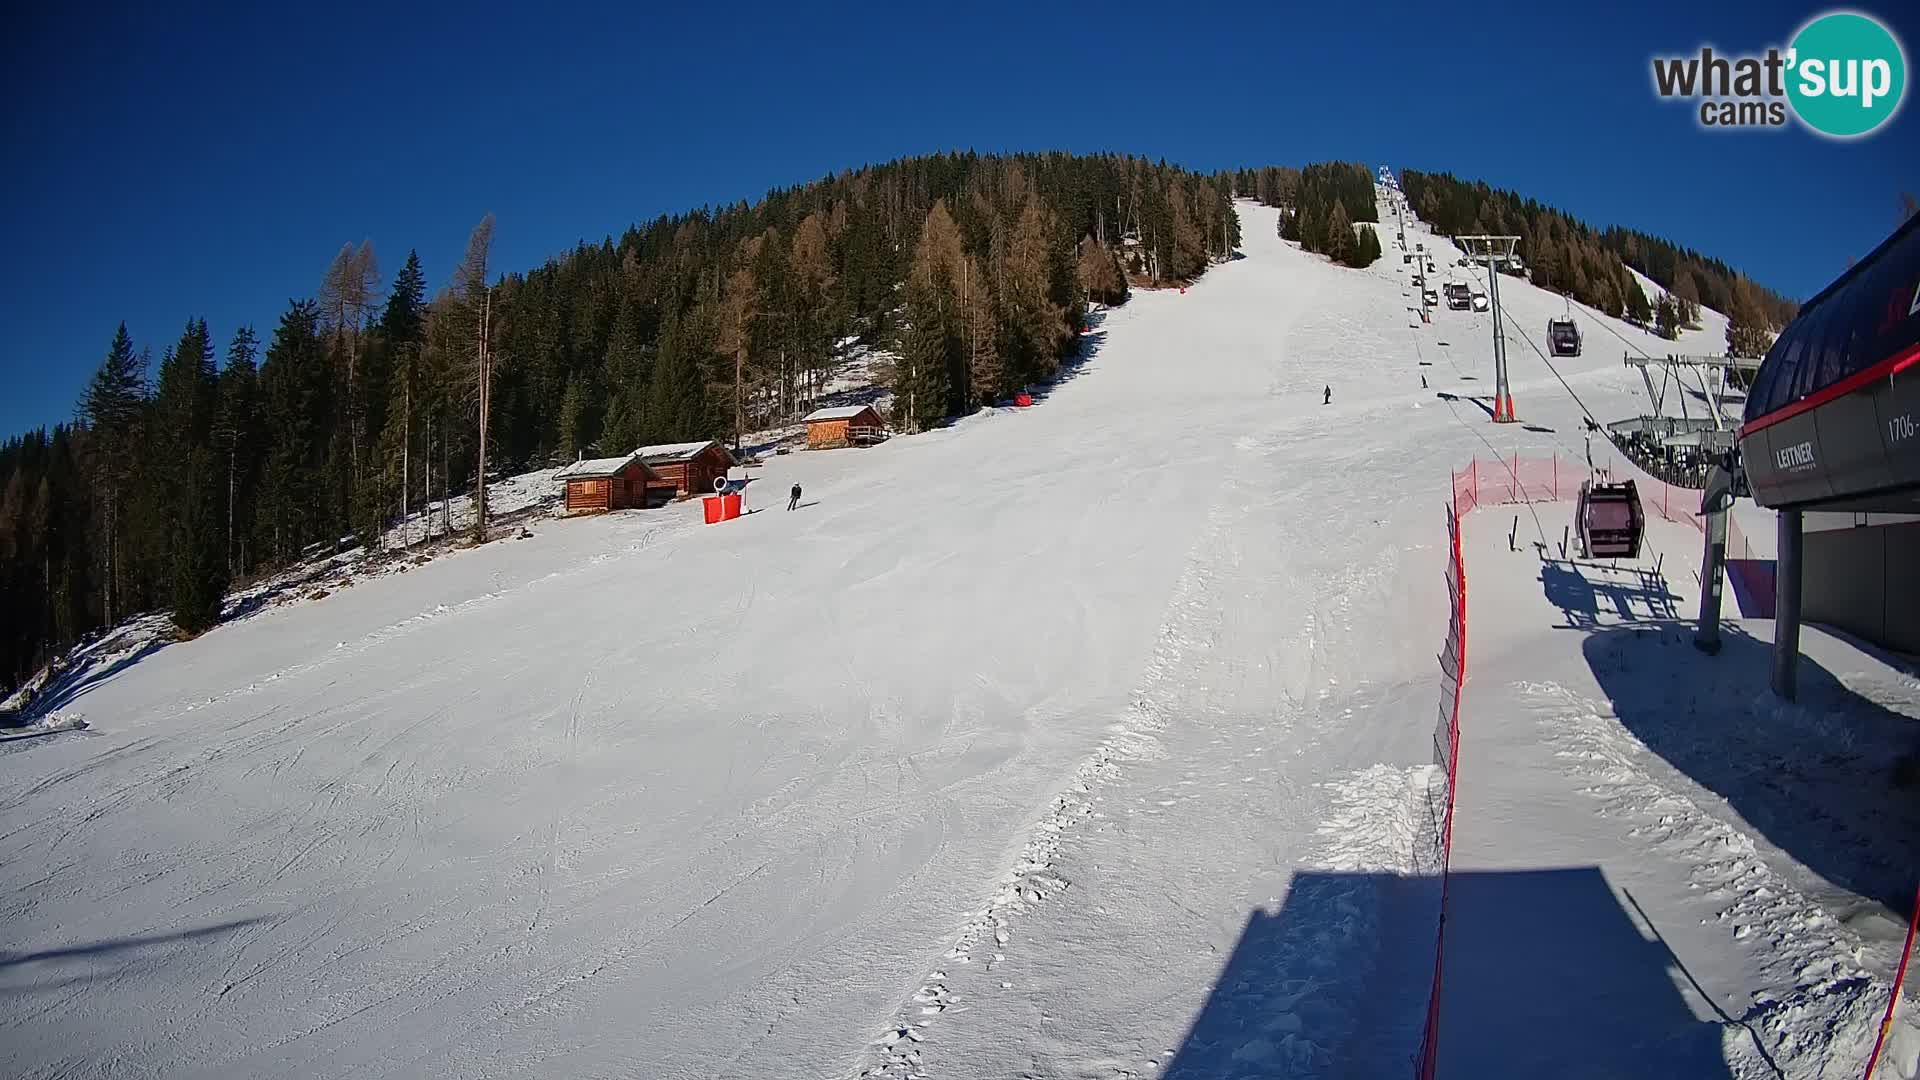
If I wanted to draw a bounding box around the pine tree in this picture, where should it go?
[1170,183,1206,280]
[383,251,427,345]
[215,327,263,576]
[80,324,147,625]
[152,319,226,633]
[259,301,326,562]
[1624,277,1654,327]
[557,374,591,457]
[1654,294,1681,340]
[599,291,651,452]
[897,200,965,430]
[372,251,428,545]
[1350,224,1381,268]
[647,306,714,441]
[789,212,837,410]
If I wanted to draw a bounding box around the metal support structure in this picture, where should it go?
[1772,508,1804,700]
[1457,235,1520,422]
[1694,457,1736,655]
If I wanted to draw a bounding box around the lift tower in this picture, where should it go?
[1457,235,1521,422]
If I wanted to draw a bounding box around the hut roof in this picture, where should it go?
[803,405,878,423]
[556,452,646,480]
[636,440,723,464]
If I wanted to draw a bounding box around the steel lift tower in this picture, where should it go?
[1457,235,1520,422]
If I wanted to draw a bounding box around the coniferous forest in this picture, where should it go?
[0,152,1803,697]
[1,151,1242,695]
[1397,169,1797,348]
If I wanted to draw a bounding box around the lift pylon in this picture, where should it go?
[1457,235,1521,422]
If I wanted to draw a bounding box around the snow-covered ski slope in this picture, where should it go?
[3,194,1904,1079]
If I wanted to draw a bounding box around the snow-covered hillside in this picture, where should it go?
[3,196,1913,1080]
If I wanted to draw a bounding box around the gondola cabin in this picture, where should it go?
[637,440,734,498]
[803,405,887,449]
[1575,479,1645,559]
[556,452,662,514]
[1547,318,1582,357]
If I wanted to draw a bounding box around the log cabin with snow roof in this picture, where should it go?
[637,440,733,497]
[802,405,887,450]
[556,452,664,514]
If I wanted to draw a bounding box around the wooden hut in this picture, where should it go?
[637,440,734,497]
[802,405,887,450]
[556,452,662,514]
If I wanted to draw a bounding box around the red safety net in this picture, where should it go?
[1415,503,1467,1079]
[1449,453,1750,557]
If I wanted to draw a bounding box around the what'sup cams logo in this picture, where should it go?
[1651,11,1906,137]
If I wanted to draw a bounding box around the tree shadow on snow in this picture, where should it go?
[1022,328,1106,404]
[1159,869,1732,1079]
[1583,625,1920,923]
[0,917,268,996]
[6,634,171,727]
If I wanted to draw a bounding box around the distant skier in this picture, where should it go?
[1421,374,1428,389]
[1323,385,1332,405]
[788,483,802,511]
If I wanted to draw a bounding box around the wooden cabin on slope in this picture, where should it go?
[802,405,887,450]
[556,452,663,514]
[637,440,733,497]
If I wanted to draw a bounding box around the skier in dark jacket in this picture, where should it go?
[788,483,802,511]
[1323,385,1332,405]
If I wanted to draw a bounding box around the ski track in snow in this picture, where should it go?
[847,467,1239,1080]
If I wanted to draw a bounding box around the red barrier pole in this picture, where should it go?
[1863,880,1920,1079]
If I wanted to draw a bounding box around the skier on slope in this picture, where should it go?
[1323,385,1332,405]
[1421,374,1428,389]
[788,483,802,511]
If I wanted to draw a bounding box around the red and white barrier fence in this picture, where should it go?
[1416,503,1467,1079]
[1449,453,1750,558]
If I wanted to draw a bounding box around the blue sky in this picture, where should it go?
[3,0,1914,438]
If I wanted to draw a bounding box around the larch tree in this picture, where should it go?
[1324,199,1356,266]
[1725,276,1777,358]
[715,260,760,449]
[1076,238,1128,306]
[962,253,1002,407]
[318,241,381,490]
[451,214,497,542]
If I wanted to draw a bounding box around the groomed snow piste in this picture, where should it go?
[3,195,1915,1080]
